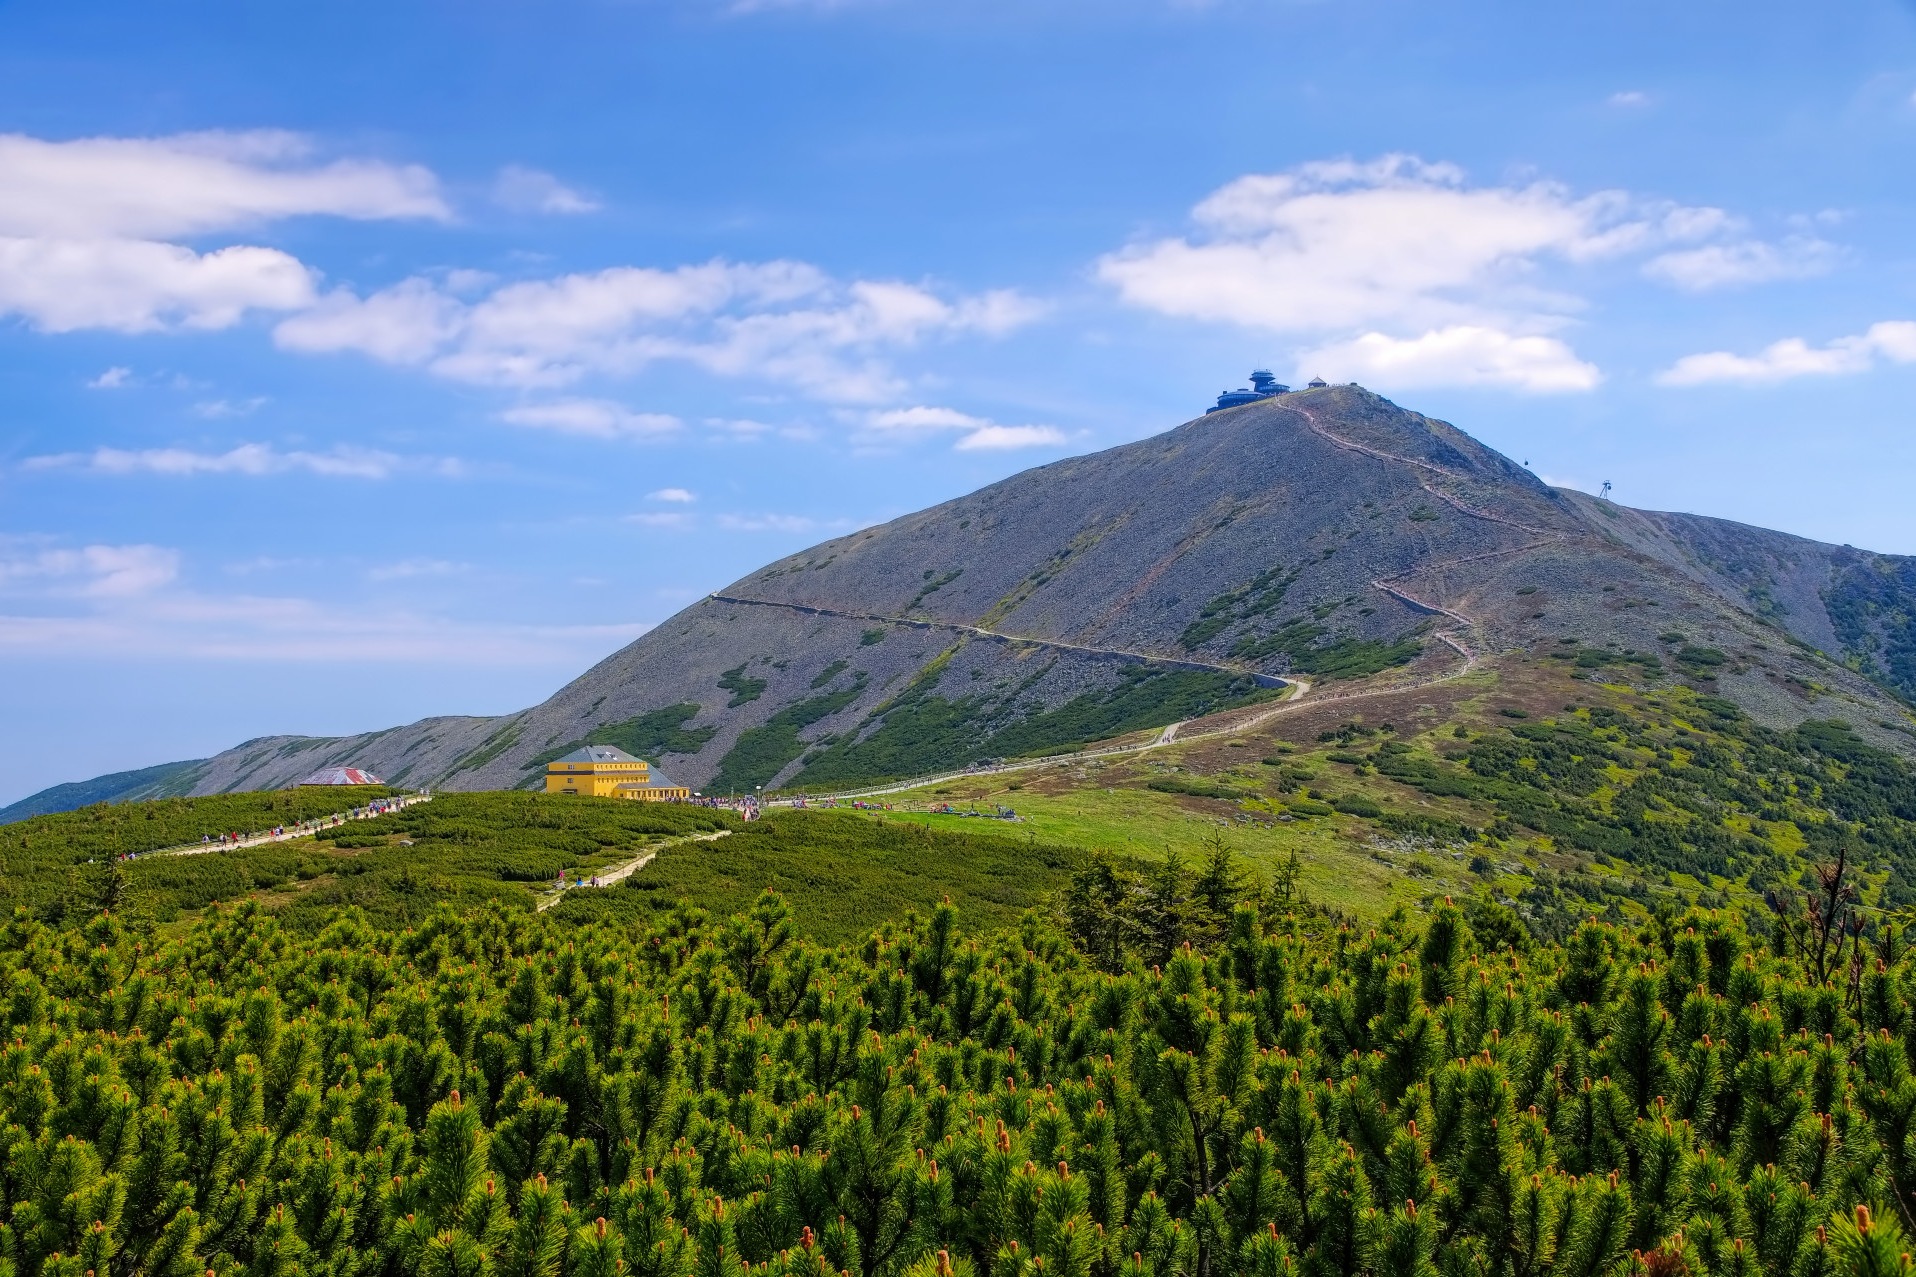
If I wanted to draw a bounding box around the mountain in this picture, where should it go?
[17,384,1916,817]
[0,757,208,823]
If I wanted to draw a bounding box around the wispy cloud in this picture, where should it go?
[648,487,696,503]
[627,512,694,529]
[87,365,132,389]
[275,260,1041,403]
[499,399,682,437]
[0,596,652,663]
[493,165,600,215]
[954,424,1068,451]
[864,405,1067,450]
[192,396,268,419]
[367,558,469,581]
[0,535,648,663]
[0,130,448,239]
[0,539,179,598]
[1658,321,1916,386]
[717,512,853,533]
[22,442,459,479]
[1643,235,1838,291]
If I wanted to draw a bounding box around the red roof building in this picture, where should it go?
[296,766,384,786]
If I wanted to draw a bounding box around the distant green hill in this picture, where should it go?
[0,757,208,823]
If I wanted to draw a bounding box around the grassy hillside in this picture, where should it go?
[551,809,1109,942]
[838,653,1916,937]
[25,794,1103,942]
[115,792,732,929]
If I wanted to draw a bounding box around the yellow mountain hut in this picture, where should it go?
[544,745,690,801]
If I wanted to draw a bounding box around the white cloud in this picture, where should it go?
[1096,154,1842,397]
[493,165,600,215]
[1296,326,1601,394]
[274,260,1040,402]
[275,278,465,363]
[1643,235,1837,291]
[865,404,1067,450]
[627,512,694,528]
[1607,90,1651,107]
[499,399,682,437]
[0,130,448,238]
[648,487,696,503]
[952,289,1049,335]
[1097,155,1647,335]
[0,136,1035,410]
[0,130,444,336]
[1657,321,1916,386]
[867,405,990,432]
[88,366,132,389]
[953,424,1069,451]
[0,238,315,331]
[21,442,446,480]
[0,540,180,598]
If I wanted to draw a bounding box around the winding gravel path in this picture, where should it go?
[534,828,732,912]
[144,793,433,860]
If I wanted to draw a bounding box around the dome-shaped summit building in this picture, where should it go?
[1205,369,1289,413]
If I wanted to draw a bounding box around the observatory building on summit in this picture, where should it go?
[1206,369,1290,413]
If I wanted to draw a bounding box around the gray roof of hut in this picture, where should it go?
[551,745,640,764]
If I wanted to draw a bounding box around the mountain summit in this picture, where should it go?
[16,384,1916,815]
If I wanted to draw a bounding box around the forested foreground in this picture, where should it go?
[8,893,1916,1277]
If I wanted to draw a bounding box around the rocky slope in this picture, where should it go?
[19,384,1916,814]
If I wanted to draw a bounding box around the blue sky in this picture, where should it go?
[5,0,1916,802]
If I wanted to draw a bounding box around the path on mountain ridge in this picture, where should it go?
[781,627,1490,804]
[147,792,433,860]
[708,592,1288,687]
[1284,400,1569,668]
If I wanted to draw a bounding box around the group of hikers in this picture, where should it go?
[787,797,892,811]
[136,791,431,862]
[924,802,1020,819]
[784,796,1019,820]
